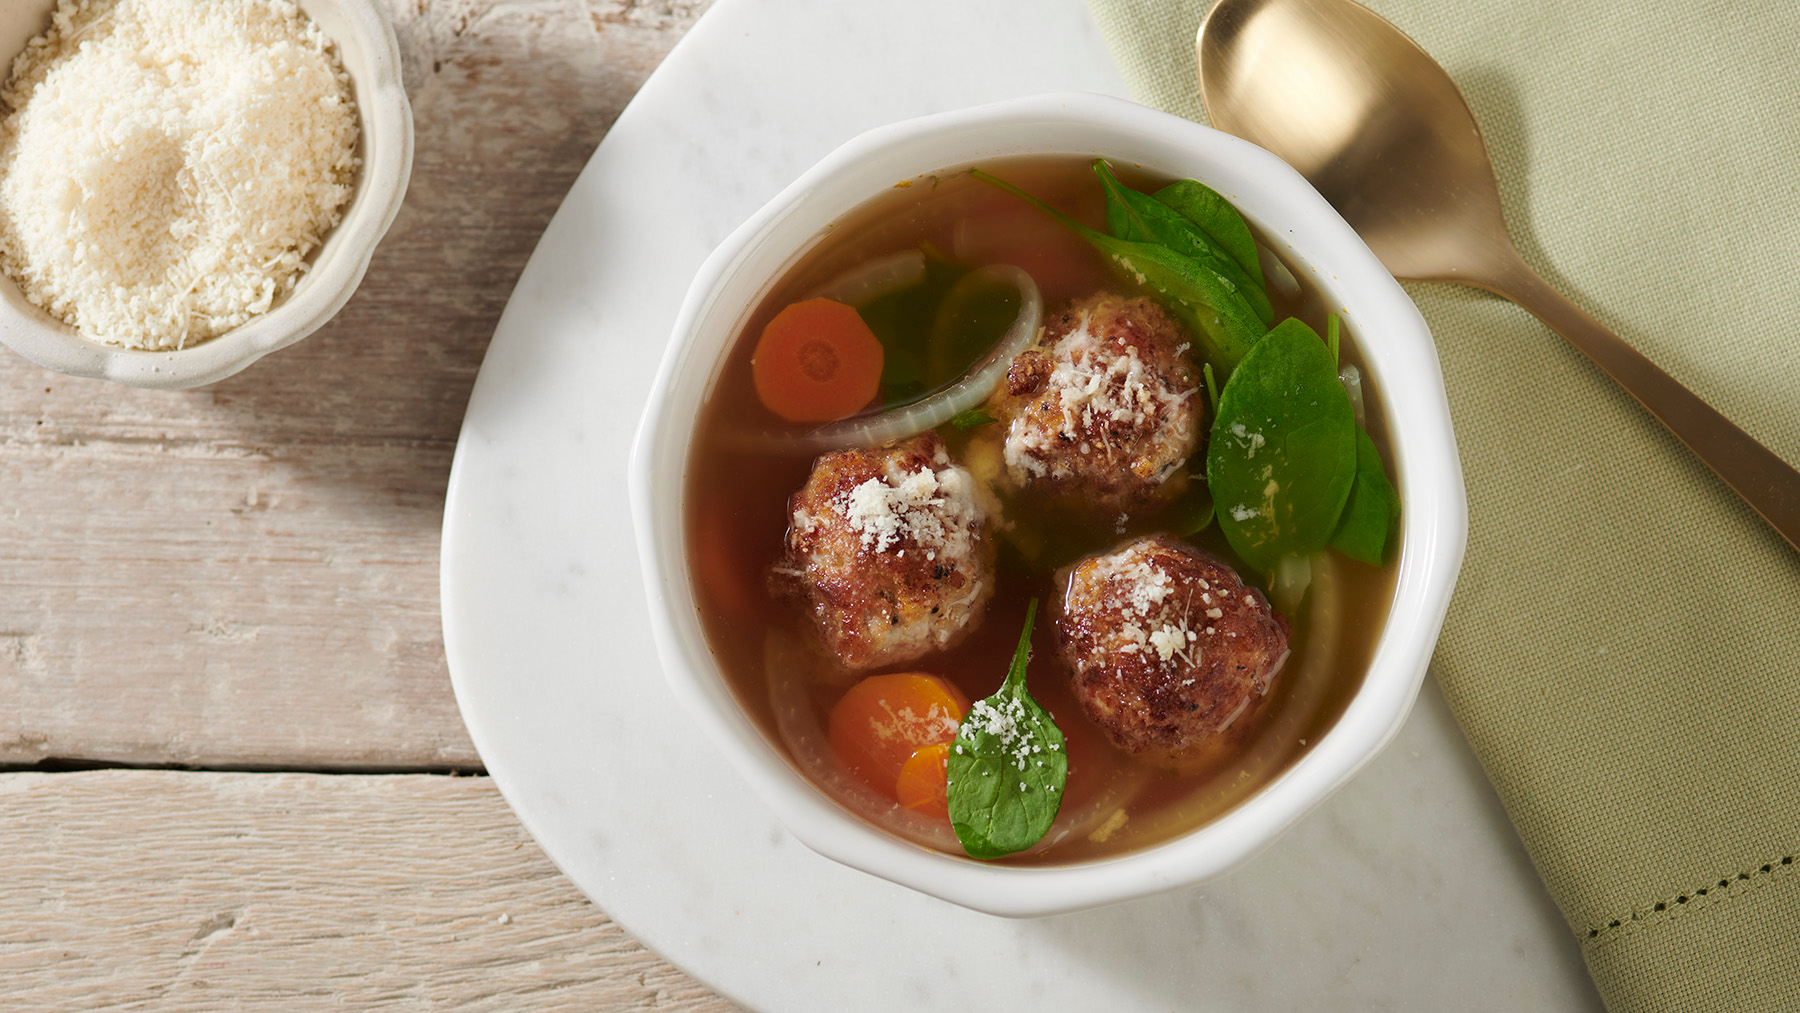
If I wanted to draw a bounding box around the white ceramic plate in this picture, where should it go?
[440,0,1598,1008]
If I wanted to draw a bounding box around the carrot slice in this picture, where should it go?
[827,672,969,798]
[751,297,884,422]
[896,741,953,819]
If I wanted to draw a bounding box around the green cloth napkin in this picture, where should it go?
[1084,1,1800,1009]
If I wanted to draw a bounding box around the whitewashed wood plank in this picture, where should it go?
[0,1,711,767]
[0,770,736,1011]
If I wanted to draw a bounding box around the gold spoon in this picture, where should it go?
[1198,0,1800,552]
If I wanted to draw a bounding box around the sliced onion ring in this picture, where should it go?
[808,249,927,307]
[1023,756,1154,857]
[764,631,962,853]
[1338,363,1365,428]
[744,264,1041,454]
[1257,242,1300,299]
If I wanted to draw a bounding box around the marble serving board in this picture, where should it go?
[438,0,1604,1007]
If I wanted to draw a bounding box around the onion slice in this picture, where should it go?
[1024,756,1154,857]
[1257,242,1300,300]
[764,264,1041,454]
[764,631,962,853]
[1338,364,1365,428]
[808,249,927,307]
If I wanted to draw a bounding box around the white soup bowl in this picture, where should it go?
[631,92,1467,918]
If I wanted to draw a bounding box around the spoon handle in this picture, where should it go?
[1484,256,1800,551]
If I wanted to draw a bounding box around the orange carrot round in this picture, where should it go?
[828,672,969,799]
[895,741,953,818]
[751,297,884,422]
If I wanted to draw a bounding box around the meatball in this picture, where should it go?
[779,432,995,671]
[1055,535,1289,765]
[993,291,1200,517]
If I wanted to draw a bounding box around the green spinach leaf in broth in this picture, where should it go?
[1330,425,1402,565]
[927,268,1021,389]
[969,168,1268,374]
[1117,244,1268,376]
[856,257,965,407]
[1168,479,1216,538]
[950,407,998,431]
[1152,178,1264,285]
[946,600,1068,860]
[1207,318,1358,573]
[1093,161,1274,327]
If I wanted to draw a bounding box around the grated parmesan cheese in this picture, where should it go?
[1004,301,1194,484]
[836,458,980,561]
[960,693,1048,774]
[0,0,359,350]
[1089,539,1205,666]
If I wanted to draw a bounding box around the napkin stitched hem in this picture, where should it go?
[1583,850,1797,947]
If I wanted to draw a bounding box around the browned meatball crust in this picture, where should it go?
[1056,535,1289,764]
[994,291,1200,517]
[779,432,995,671]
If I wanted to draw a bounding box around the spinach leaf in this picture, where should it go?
[857,258,964,406]
[1153,179,1263,285]
[1093,161,1273,327]
[970,168,1267,373]
[1169,480,1216,538]
[946,600,1067,860]
[927,267,1021,387]
[950,407,997,430]
[1329,425,1401,565]
[1206,318,1358,573]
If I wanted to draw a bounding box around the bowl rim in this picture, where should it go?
[630,91,1468,918]
[0,0,414,389]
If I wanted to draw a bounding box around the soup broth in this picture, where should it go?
[685,156,1398,864]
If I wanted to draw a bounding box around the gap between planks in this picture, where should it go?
[0,0,715,771]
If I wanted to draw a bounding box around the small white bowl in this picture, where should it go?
[631,92,1467,917]
[0,0,413,389]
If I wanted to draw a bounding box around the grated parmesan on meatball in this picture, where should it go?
[778,432,995,671]
[1055,535,1289,765]
[992,291,1200,517]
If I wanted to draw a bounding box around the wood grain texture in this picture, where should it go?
[0,769,738,1011]
[0,0,710,768]
[0,5,735,1006]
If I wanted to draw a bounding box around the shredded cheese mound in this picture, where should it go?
[960,693,1049,773]
[1090,540,1204,667]
[0,0,359,350]
[836,457,981,561]
[1004,303,1194,482]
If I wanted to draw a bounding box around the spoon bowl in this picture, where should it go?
[1199,0,1505,282]
[1198,0,1800,550]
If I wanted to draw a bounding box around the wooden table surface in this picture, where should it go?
[0,1,734,1008]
